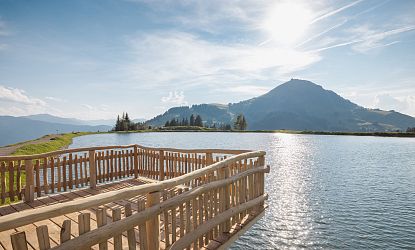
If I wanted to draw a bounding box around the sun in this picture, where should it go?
[262,2,313,46]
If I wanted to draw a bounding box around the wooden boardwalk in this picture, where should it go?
[0,145,268,250]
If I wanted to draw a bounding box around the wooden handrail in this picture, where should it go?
[0,144,251,161]
[50,169,269,250]
[170,194,268,250]
[0,151,266,231]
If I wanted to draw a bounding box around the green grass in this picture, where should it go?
[11,132,92,156]
[1,132,92,205]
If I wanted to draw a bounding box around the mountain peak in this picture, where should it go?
[276,78,323,91]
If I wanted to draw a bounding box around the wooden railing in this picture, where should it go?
[0,145,249,204]
[0,145,269,250]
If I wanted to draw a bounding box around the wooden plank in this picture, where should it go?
[89,150,96,189]
[36,225,51,250]
[106,150,110,181]
[112,208,122,250]
[8,161,15,202]
[124,203,136,250]
[56,158,61,192]
[163,192,170,247]
[78,213,91,235]
[146,191,160,250]
[117,151,122,179]
[192,197,198,249]
[68,154,73,189]
[97,152,102,183]
[74,155,79,188]
[122,151,126,178]
[198,194,204,247]
[137,199,147,250]
[0,162,7,204]
[179,189,185,239]
[50,158,55,193]
[60,220,71,243]
[43,158,49,195]
[170,190,177,244]
[10,231,28,250]
[62,156,67,192]
[79,156,84,187]
[133,146,138,178]
[16,160,22,200]
[83,153,88,186]
[96,208,108,250]
[35,160,41,197]
[110,150,114,181]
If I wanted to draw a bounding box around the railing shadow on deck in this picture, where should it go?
[0,145,269,250]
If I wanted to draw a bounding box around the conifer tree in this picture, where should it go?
[190,114,195,126]
[195,115,203,127]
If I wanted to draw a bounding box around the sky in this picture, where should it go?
[0,0,415,120]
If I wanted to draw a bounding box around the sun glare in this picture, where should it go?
[262,2,313,46]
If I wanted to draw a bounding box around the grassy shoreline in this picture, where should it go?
[108,127,415,137]
[10,132,93,156]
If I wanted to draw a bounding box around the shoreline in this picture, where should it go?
[108,129,415,137]
[2,129,414,155]
[0,132,94,156]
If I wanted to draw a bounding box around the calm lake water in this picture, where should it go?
[70,132,415,249]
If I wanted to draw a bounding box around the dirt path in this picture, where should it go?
[0,134,63,156]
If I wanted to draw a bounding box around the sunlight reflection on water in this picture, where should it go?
[70,132,415,249]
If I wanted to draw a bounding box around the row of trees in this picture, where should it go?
[114,113,147,131]
[164,114,247,130]
[165,114,203,127]
[407,127,415,133]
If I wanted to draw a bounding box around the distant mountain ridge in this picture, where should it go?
[0,116,111,147]
[146,79,415,132]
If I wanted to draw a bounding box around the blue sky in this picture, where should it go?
[0,0,414,120]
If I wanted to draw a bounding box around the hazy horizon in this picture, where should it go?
[1,0,415,120]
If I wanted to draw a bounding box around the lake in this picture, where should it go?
[70,132,415,249]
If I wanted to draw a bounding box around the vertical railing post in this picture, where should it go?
[24,159,34,202]
[206,152,213,166]
[258,155,265,167]
[258,154,266,207]
[134,145,139,178]
[159,150,164,181]
[224,167,231,232]
[146,191,160,250]
[89,150,96,189]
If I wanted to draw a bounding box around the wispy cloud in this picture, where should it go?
[313,25,415,53]
[297,19,348,48]
[125,31,321,90]
[310,0,363,25]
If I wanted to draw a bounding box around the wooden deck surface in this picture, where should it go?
[0,178,153,249]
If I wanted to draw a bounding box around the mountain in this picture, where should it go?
[22,114,116,126]
[0,116,111,147]
[146,79,415,132]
